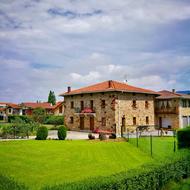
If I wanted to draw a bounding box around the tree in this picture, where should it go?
[48,90,56,105]
[32,107,46,124]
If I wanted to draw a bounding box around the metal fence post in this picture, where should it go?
[136,128,139,148]
[150,134,153,157]
[173,130,176,152]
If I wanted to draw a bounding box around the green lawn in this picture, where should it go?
[129,136,176,159]
[0,140,153,190]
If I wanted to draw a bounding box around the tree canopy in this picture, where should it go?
[48,90,56,105]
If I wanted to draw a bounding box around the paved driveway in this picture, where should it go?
[48,130,99,140]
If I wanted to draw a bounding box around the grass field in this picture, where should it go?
[129,136,176,159]
[0,140,153,190]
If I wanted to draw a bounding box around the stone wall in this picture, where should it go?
[64,92,116,131]
[115,93,156,134]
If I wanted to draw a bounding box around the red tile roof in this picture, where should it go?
[60,80,159,96]
[157,90,190,99]
[0,108,6,111]
[0,102,19,108]
[21,102,53,109]
[52,101,63,110]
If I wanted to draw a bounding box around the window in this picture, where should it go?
[70,116,74,124]
[102,117,106,126]
[59,105,63,114]
[133,117,136,125]
[90,100,94,110]
[182,100,187,108]
[188,100,190,108]
[71,101,74,109]
[132,100,137,108]
[8,108,11,113]
[145,101,149,109]
[101,100,106,108]
[81,101,84,110]
[146,116,149,125]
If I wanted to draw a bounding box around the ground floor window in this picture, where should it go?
[133,117,136,125]
[70,116,74,124]
[101,117,106,127]
[146,116,149,125]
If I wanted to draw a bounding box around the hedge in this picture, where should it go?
[177,126,190,149]
[44,116,64,126]
[42,150,190,190]
[0,174,28,190]
[8,115,33,124]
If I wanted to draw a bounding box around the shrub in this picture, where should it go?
[32,107,46,124]
[109,133,116,139]
[58,125,67,140]
[44,116,64,126]
[88,133,95,140]
[36,126,48,140]
[177,127,190,149]
[42,150,190,190]
[0,174,28,190]
[99,133,107,140]
[8,115,33,123]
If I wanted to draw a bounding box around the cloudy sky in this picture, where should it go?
[0,0,190,103]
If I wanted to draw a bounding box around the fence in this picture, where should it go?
[123,127,177,158]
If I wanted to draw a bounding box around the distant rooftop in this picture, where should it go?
[157,90,190,99]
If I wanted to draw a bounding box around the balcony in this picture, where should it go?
[155,107,179,114]
[74,107,96,116]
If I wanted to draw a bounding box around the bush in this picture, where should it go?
[109,133,116,139]
[177,127,190,149]
[36,126,48,140]
[8,115,33,123]
[99,133,107,140]
[44,116,64,126]
[42,150,190,190]
[88,133,95,140]
[0,174,28,190]
[58,125,67,140]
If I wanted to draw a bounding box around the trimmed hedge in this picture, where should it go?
[44,116,64,126]
[36,126,48,140]
[58,125,67,140]
[8,115,33,124]
[42,151,190,190]
[0,174,28,190]
[177,127,190,149]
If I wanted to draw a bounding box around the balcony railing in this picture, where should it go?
[74,107,96,115]
[155,107,178,114]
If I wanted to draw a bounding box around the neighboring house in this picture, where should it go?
[60,80,159,134]
[6,103,21,116]
[155,90,190,129]
[20,102,54,115]
[53,101,64,115]
[0,102,7,120]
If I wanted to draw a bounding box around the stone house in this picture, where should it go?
[60,80,159,135]
[155,90,190,129]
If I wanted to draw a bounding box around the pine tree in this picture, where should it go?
[48,91,56,105]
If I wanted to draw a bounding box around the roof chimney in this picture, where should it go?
[68,86,71,93]
[108,80,112,88]
[172,89,175,93]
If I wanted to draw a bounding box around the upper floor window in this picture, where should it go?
[132,100,137,109]
[182,100,187,108]
[90,100,94,110]
[71,101,74,109]
[133,117,136,125]
[81,101,84,110]
[101,100,106,108]
[145,101,149,109]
